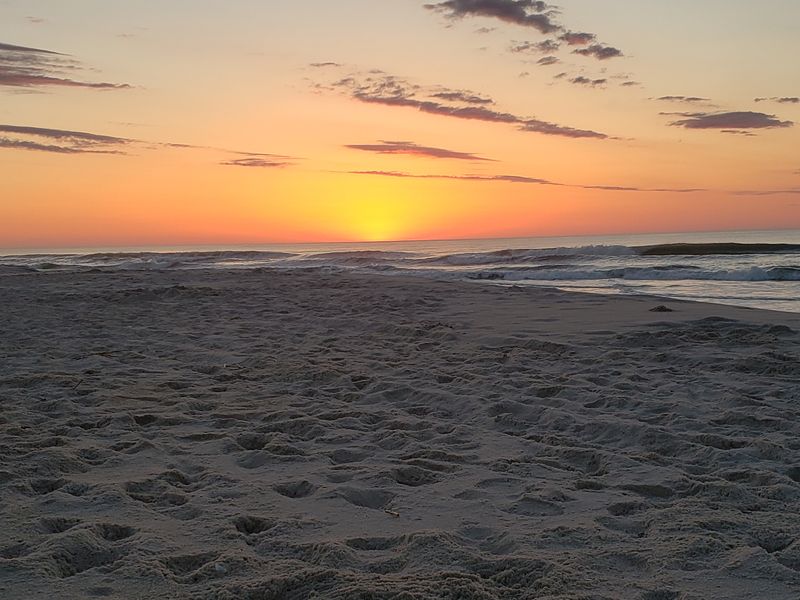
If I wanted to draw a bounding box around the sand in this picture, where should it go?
[1,268,800,599]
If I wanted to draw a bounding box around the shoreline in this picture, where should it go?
[6,263,800,318]
[2,269,799,599]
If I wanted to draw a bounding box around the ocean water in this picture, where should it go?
[2,229,800,313]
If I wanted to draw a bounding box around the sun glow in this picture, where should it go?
[270,174,456,243]
[344,198,410,241]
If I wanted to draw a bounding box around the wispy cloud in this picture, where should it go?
[537,56,559,66]
[720,129,756,137]
[656,95,713,104]
[569,76,607,87]
[350,171,796,197]
[754,96,799,104]
[731,188,800,196]
[0,124,132,153]
[667,111,793,131]
[345,140,493,161]
[219,157,290,168]
[0,123,291,165]
[349,169,705,193]
[572,44,623,60]
[424,1,623,64]
[350,170,551,184]
[510,39,560,54]
[0,41,130,90]
[0,137,120,154]
[559,31,595,46]
[429,90,494,105]
[425,0,560,34]
[326,71,612,140]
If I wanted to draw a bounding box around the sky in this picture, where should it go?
[1,0,799,248]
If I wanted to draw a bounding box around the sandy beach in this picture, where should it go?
[1,268,800,599]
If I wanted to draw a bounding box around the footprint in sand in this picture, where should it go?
[273,480,318,498]
[504,495,565,517]
[39,517,82,534]
[333,487,396,510]
[162,552,221,583]
[389,465,439,487]
[233,515,275,535]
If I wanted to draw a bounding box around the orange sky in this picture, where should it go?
[1,0,799,248]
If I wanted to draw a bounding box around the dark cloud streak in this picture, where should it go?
[331,72,611,139]
[345,140,493,161]
[559,31,595,46]
[656,95,712,104]
[510,39,560,54]
[0,123,290,165]
[755,97,799,104]
[668,111,793,131]
[425,0,560,34]
[429,90,494,104]
[219,158,290,168]
[349,170,704,193]
[569,76,606,87]
[572,44,623,60]
[0,40,130,90]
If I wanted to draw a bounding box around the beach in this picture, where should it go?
[2,268,800,599]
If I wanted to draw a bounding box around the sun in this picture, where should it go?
[330,177,421,242]
[346,199,410,241]
[265,172,452,243]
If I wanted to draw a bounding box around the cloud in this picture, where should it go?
[559,31,595,46]
[353,170,797,197]
[350,170,551,184]
[423,2,624,71]
[425,0,560,34]
[721,129,756,137]
[345,140,493,161]
[429,90,494,104]
[510,39,560,54]
[0,123,291,164]
[0,137,110,154]
[569,76,606,87]
[349,170,704,193]
[620,81,640,87]
[309,62,342,68]
[219,157,290,168]
[0,41,131,90]
[754,97,799,104]
[329,71,611,139]
[656,95,712,104]
[0,124,129,144]
[0,123,132,153]
[731,188,800,196]
[668,111,793,130]
[572,44,623,60]
[537,56,559,66]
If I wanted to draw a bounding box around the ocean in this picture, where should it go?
[2,229,800,313]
